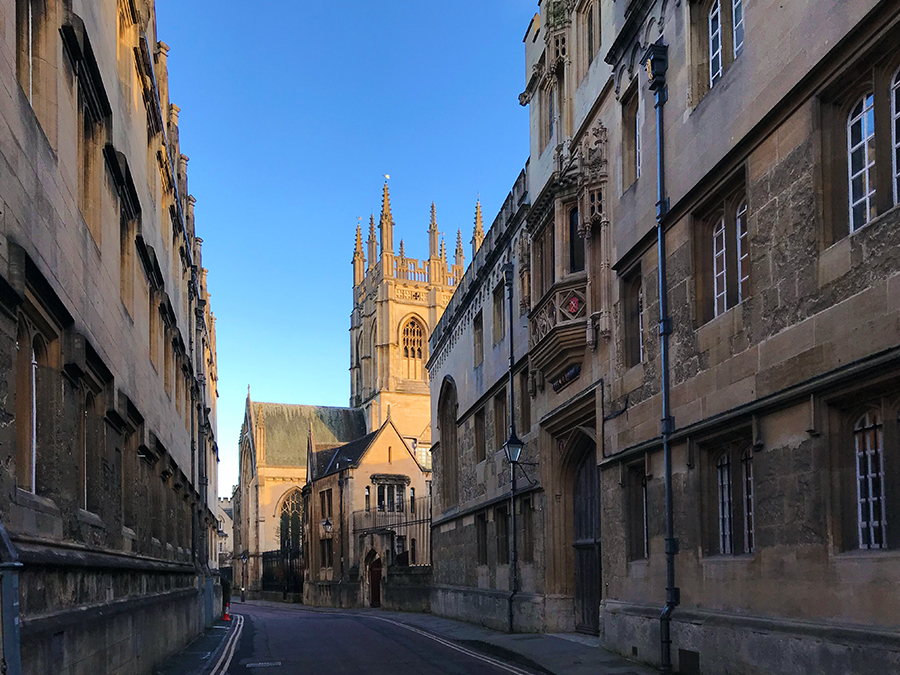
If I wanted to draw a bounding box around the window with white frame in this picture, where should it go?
[713,217,727,317]
[847,93,877,232]
[854,410,887,549]
[707,437,755,556]
[732,0,744,58]
[736,201,749,302]
[709,0,723,87]
[694,0,744,99]
[716,453,733,555]
[741,447,755,553]
[892,68,900,206]
[697,186,749,323]
[622,86,640,187]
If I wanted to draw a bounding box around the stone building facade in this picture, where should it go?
[217,496,233,573]
[350,183,467,464]
[430,0,900,672]
[235,184,472,600]
[233,396,365,599]
[0,0,221,673]
[304,417,432,610]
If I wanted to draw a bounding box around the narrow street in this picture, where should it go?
[218,603,538,675]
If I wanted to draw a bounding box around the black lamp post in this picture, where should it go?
[501,262,524,633]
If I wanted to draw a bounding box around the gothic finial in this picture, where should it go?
[399,239,406,261]
[428,202,440,259]
[380,182,394,254]
[471,199,485,257]
[455,229,465,268]
[367,214,377,270]
[381,181,392,221]
[354,221,364,256]
[440,238,447,261]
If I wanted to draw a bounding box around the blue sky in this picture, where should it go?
[155,1,534,495]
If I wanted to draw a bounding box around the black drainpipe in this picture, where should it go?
[642,41,679,674]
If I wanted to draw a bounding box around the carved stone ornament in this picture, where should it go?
[578,120,609,183]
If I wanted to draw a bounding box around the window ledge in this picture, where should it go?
[701,553,755,563]
[831,548,900,561]
[77,509,106,529]
[15,488,60,516]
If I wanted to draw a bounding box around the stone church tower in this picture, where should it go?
[350,182,468,462]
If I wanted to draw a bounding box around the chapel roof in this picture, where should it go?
[253,402,366,467]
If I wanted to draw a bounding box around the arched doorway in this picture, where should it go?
[572,442,601,634]
[368,556,383,608]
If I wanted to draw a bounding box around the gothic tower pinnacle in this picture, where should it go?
[353,220,365,285]
[367,214,377,270]
[455,229,465,268]
[428,202,439,260]
[380,181,394,255]
[471,199,485,260]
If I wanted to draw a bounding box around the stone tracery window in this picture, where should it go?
[401,317,425,380]
[280,489,303,553]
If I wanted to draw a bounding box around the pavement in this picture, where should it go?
[155,598,656,675]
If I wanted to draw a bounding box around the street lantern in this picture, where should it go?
[322,518,333,535]
[503,433,525,465]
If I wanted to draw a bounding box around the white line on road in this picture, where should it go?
[209,614,244,675]
[366,616,536,675]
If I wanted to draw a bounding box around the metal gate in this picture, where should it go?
[573,451,601,634]
[261,548,303,594]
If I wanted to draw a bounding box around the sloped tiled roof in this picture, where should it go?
[320,428,381,478]
[254,403,366,467]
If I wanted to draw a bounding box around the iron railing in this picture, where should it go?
[352,496,432,566]
[261,547,303,594]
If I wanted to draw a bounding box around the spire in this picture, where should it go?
[399,239,406,263]
[353,220,365,286]
[471,199,485,260]
[428,202,440,259]
[455,229,465,268]
[354,221,364,257]
[367,214,377,270]
[380,180,394,254]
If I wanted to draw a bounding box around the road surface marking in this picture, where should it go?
[209,614,244,675]
[366,616,535,675]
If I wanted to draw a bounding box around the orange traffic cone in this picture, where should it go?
[223,602,231,622]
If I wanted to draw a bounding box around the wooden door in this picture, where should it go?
[573,451,601,634]
[369,558,382,608]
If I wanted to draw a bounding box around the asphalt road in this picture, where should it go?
[217,603,535,675]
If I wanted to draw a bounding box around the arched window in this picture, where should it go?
[365,486,371,512]
[438,379,459,508]
[709,0,723,87]
[280,489,303,554]
[736,201,749,302]
[713,216,727,317]
[847,93,876,232]
[716,452,733,555]
[892,68,900,206]
[16,323,50,495]
[732,0,744,58]
[401,317,425,380]
[854,411,886,549]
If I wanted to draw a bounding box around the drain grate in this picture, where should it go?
[246,663,282,669]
